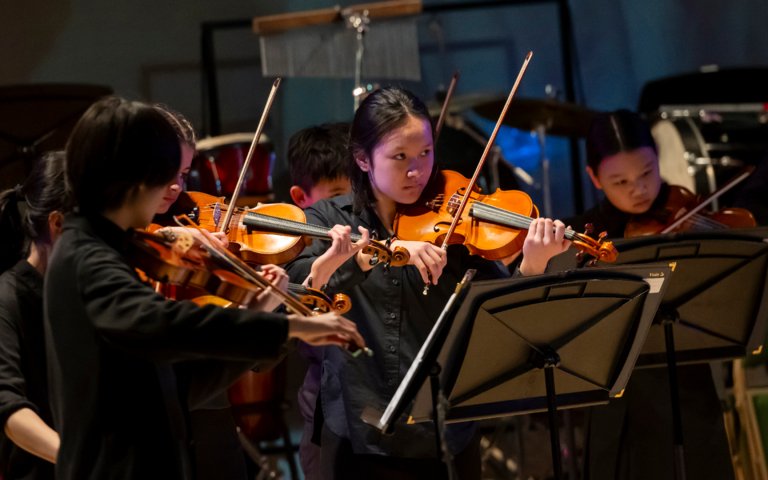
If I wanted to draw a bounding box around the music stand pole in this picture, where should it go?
[429,364,457,480]
[661,308,687,480]
[535,348,563,480]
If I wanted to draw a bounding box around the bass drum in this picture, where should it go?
[188,133,275,202]
[652,109,768,197]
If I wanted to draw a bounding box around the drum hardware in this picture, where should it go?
[473,94,599,218]
[652,103,768,209]
[438,110,534,193]
[204,151,224,195]
[189,132,275,205]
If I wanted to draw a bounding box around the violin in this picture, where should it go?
[395,170,618,263]
[173,216,372,356]
[185,190,409,268]
[131,228,352,316]
[624,175,756,237]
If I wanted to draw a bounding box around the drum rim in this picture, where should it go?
[196,132,271,150]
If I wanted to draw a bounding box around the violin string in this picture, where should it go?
[174,215,312,315]
[242,211,375,244]
[689,213,726,230]
[243,212,354,241]
[470,202,580,240]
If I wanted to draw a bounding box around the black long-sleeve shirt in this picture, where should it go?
[44,214,290,480]
[0,260,54,480]
[285,194,509,459]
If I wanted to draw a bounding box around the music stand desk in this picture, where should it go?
[366,264,672,480]
[597,229,768,480]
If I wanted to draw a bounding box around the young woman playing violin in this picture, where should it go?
[571,110,734,480]
[285,87,570,480]
[0,152,66,480]
[152,104,294,480]
[43,96,365,480]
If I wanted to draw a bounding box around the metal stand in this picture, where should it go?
[534,347,563,480]
[535,123,553,218]
[344,9,371,111]
[661,309,687,480]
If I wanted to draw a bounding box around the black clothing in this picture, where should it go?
[285,194,509,464]
[732,154,768,225]
[0,260,54,480]
[565,189,734,480]
[320,424,481,480]
[44,214,289,480]
[585,367,734,480]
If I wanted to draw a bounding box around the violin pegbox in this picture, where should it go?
[572,224,618,266]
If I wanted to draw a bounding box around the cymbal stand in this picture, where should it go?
[535,123,553,218]
[344,9,371,111]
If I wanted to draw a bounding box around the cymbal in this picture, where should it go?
[473,97,599,137]
[427,92,507,118]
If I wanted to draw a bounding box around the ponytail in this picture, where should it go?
[0,151,69,272]
[0,186,28,272]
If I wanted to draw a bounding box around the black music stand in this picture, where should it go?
[363,264,672,480]
[598,230,768,480]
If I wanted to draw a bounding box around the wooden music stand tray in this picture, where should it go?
[253,0,422,83]
[252,0,422,35]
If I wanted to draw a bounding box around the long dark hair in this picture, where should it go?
[154,104,196,148]
[349,87,435,213]
[0,151,68,272]
[66,96,181,215]
[586,109,657,172]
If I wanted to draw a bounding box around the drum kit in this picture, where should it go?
[187,132,276,205]
[651,104,768,208]
[428,92,599,218]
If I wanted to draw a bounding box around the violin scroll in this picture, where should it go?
[362,242,410,268]
[571,224,618,265]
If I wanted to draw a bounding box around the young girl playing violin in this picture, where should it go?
[152,104,294,480]
[43,96,365,480]
[286,86,570,480]
[572,109,734,480]
[0,152,66,480]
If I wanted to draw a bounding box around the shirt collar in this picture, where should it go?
[13,259,43,294]
[64,213,132,252]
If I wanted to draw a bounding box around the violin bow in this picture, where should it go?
[660,166,755,234]
[423,52,532,295]
[174,214,373,357]
[433,71,460,143]
[219,78,282,233]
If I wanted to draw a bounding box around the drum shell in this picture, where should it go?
[188,133,275,198]
[652,112,768,196]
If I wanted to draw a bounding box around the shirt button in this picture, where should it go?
[388,312,396,319]
[388,345,396,353]
[387,379,395,386]
[391,278,400,286]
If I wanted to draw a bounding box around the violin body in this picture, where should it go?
[394,170,538,260]
[624,184,756,237]
[189,191,309,265]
